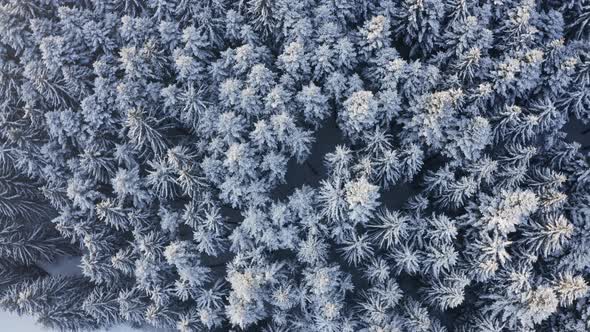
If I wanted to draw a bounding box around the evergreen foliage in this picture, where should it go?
[0,0,589,331]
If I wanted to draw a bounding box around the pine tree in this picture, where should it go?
[0,0,589,331]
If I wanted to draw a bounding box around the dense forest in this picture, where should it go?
[0,0,590,331]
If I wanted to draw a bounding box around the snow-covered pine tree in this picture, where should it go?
[0,0,589,331]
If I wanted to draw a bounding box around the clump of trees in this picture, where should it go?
[0,0,589,331]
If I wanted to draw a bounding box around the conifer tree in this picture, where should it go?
[0,0,589,331]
